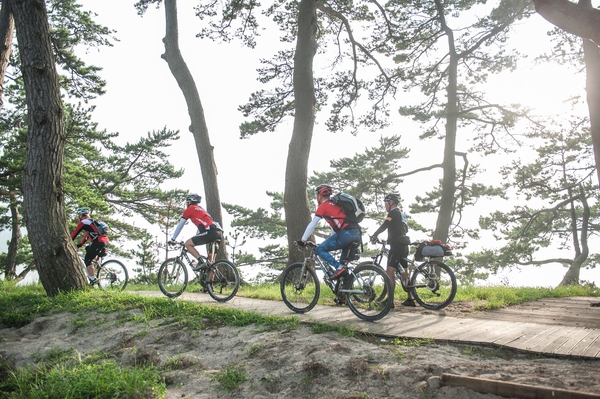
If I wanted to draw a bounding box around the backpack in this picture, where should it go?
[92,219,110,236]
[331,193,366,224]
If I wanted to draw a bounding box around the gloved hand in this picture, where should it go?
[168,239,177,246]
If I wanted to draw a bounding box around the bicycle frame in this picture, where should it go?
[366,238,457,310]
[298,242,373,297]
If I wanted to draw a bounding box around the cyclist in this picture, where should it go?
[71,207,109,285]
[299,184,362,280]
[169,194,222,270]
[370,193,415,307]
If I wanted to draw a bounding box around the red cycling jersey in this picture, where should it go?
[315,200,348,232]
[181,204,215,231]
[71,217,109,245]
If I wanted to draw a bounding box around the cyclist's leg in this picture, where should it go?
[84,242,102,278]
[337,229,361,263]
[189,227,221,260]
[315,232,342,268]
[204,230,222,263]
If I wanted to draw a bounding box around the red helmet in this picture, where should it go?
[315,184,333,196]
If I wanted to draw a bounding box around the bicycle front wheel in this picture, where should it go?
[206,260,240,302]
[158,258,188,298]
[96,260,129,292]
[280,262,319,313]
[344,264,393,322]
[410,260,457,310]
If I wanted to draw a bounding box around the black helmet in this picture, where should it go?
[384,193,400,204]
[315,184,333,196]
[186,194,202,203]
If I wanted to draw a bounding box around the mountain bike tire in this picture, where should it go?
[344,263,393,322]
[280,262,320,313]
[96,260,128,292]
[206,260,240,302]
[157,258,188,298]
[410,260,457,310]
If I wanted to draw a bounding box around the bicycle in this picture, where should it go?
[279,240,394,322]
[362,238,457,310]
[157,240,240,302]
[82,255,129,291]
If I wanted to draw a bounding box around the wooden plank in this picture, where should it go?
[527,327,578,353]
[582,333,600,358]
[457,320,516,342]
[432,319,496,341]
[441,373,600,399]
[493,323,547,346]
[507,326,561,350]
[553,329,595,356]
[534,327,586,355]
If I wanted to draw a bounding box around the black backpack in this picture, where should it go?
[331,193,366,224]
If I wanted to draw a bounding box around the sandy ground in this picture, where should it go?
[1,307,600,399]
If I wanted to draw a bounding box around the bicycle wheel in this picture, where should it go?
[355,261,389,303]
[344,263,393,322]
[96,260,128,291]
[158,258,188,298]
[206,260,240,302]
[280,262,319,313]
[410,260,457,310]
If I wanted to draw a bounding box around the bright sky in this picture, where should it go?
[61,1,599,286]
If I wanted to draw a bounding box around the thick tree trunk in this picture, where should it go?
[533,0,600,185]
[284,0,318,265]
[533,0,600,44]
[0,0,14,106]
[13,0,86,296]
[161,0,226,259]
[579,0,600,186]
[161,0,218,205]
[434,1,457,244]
[4,194,20,279]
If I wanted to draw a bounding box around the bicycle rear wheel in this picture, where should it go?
[344,264,393,322]
[158,258,188,298]
[206,260,240,302]
[280,262,319,313]
[96,260,128,291]
[410,260,457,310]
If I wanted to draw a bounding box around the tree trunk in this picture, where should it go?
[579,0,600,186]
[533,0,600,45]
[4,194,20,279]
[434,1,457,244]
[161,0,226,259]
[533,0,600,185]
[0,0,14,106]
[284,0,318,265]
[13,0,86,296]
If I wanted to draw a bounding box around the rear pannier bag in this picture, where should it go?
[414,240,452,261]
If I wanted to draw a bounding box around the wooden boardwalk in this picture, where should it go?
[137,292,600,360]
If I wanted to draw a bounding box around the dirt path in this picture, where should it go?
[1,306,599,399]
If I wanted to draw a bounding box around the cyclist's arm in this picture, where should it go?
[301,215,322,241]
[371,217,391,240]
[170,218,187,241]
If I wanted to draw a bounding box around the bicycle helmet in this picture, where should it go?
[384,193,400,204]
[315,184,333,197]
[76,207,90,216]
[186,194,202,203]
